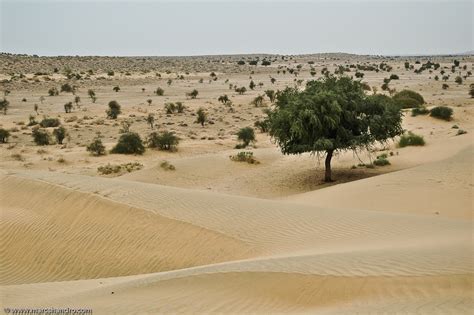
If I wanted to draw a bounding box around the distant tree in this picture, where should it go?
[39,96,45,104]
[455,76,463,85]
[111,132,145,155]
[249,80,256,90]
[470,84,474,98]
[74,96,81,107]
[442,83,449,90]
[236,127,256,148]
[87,137,106,156]
[195,108,207,127]
[270,77,276,84]
[265,76,403,182]
[155,87,164,96]
[0,128,10,143]
[218,94,230,105]
[88,89,96,103]
[34,104,39,114]
[265,90,276,103]
[147,99,152,106]
[32,127,51,145]
[146,113,155,129]
[0,99,9,114]
[251,95,265,107]
[147,131,179,151]
[53,126,67,144]
[187,89,199,99]
[113,86,121,92]
[235,87,247,95]
[60,83,74,93]
[106,101,121,119]
[64,102,73,113]
[48,87,59,96]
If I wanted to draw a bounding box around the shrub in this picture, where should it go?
[442,83,449,90]
[53,126,67,144]
[48,87,59,96]
[160,161,176,171]
[254,120,269,133]
[249,80,256,90]
[64,102,73,113]
[236,127,256,148]
[455,76,463,84]
[113,86,120,92]
[456,129,467,136]
[155,87,164,96]
[0,128,10,143]
[389,74,399,80]
[32,127,51,145]
[106,100,121,119]
[87,137,106,156]
[0,98,9,114]
[411,107,430,116]
[398,132,425,147]
[264,90,276,103]
[373,154,390,166]
[218,94,230,105]
[186,89,199,99]
[111,132,145,154]
[176,102,185,113]
[147,131,179,151]
[195,108,207,126]
[235,86,247,95]
[229,151,259,164]
[470,84,474,98]
[107,70,115,76]
[39,117,61,128]
[164,102,176,114]
[98,162,143,175]
[60,83,74,93]
[430,106,453,121]
[393,89,425,108]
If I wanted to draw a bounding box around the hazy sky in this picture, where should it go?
[1,0,472,56]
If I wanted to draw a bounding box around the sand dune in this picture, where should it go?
[1,152,473,313]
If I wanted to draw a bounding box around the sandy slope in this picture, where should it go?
[1,152,473,313]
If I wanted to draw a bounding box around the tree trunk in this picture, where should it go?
[324,149,334,182]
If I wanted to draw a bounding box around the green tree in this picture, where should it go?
[147,131,179,151]
[265,90,276,103]
[195,108,207,127]
[236,127,256,148]
[88,89,97,103]
[111,132,145,155]
[53,126,67,144]
[249,80,256,90]
[64,102,73,113]
[266,76,403,182]
[87,137,106,156]
[0,98,9,114]
[0,128,10,143]
[106,101,121,119]
[187,89,199,99]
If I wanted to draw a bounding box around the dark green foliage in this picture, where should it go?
[430,106,453,121]
[87,137,106,156]
[60,83,74,93]
[455,76,463,84]
[111,132,145,155]
[254,120,269,133]
[265,75,403,182]
[106,101,121,119]
[186,89,199,99]
[442,83,449,90]
[64,102,73,113]
[218,94,231,105]
[88,89,96,103]
[398,132,425,147]
[261,60,271,66]
[236,127,256,148]
[0,128,10,143]
[235,87,247,95]
[32,127,51,145]
[411,107,430,116]
[0,98,9,114]
[107,70,115,76]
[195,108,207,126]
[48,87,59,96]
[113,86,120,92]
[237,60,245,65]
[389,74,399,80]
[39,117,61,128]
[265,90,276,103]
[229,151,259,164]
[251,95,265,107]
[392,89,425,108]
[373,154,390,166]
[155,87,164,96]
[53,126,67,144]
[249,80,256,90]
[147,131,179,151]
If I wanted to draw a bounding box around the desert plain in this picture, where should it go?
[0,53,473,314]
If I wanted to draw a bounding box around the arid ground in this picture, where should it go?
[1,53,473,313]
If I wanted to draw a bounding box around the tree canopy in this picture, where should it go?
[266,75,403,182]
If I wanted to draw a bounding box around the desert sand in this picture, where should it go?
[1,53,473,314]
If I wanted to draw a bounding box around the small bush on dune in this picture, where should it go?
[160,161,176,171]
[87,137,106,156]
[155,87,164,96]
[98,162,143,175]
[393,90,425,108]
[111,132,145,155]
[373,153,390,166]
[398,132,425,147]
[236,127,256,148]
[229,151,259,164]
[106,101,121,119]
[147,131,179,151]
[430,106,453,121]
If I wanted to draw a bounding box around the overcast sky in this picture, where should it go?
[1,0,472,56]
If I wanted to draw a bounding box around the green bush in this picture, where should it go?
[147,131,179,151]
[48,87,59,96]
[186,89,199,99]
[393,90,425,108]
[411,107,430,116]
[106,100,121,119]
[32,127,51,145]
[254,120,269,133]
[60,83,74,93]
[39,117,61,128]
[398,132,425,147]
[373,154,390,166]
[0,128,10,143]
[236,127,256,148]
[0,98,9,114]
[195,108,207,126]
[111,132,145,155]
[155,87,164,96]
[430,106,453,121]
[53,126,67,144]
[87,137,106,156]
[64,102,73,113]
[229,151,259,164]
